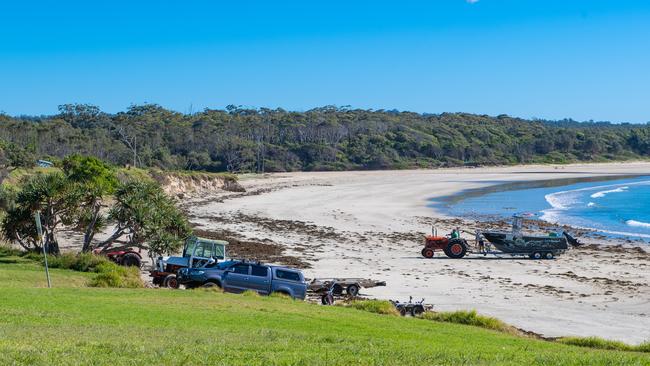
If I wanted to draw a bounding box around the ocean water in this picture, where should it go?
[441,175,650,240]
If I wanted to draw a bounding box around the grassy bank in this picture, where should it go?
[1,264,649,365]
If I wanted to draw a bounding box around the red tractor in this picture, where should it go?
[421,229,469,259]
[94,245,143,267]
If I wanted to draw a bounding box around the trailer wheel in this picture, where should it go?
[346,284,360,297]
[163,274,179,289]
[332,283,344,295]
[544,252,554,260]
[399,307,407,316]
[531,252,542,260]
[445,240,467,259]
[422,248,435,258]
[121,253,141,268]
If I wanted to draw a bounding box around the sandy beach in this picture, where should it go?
[180,162,650,344]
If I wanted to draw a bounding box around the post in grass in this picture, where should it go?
[34,211,52,288]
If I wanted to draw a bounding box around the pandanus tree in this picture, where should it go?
[97,180,191,257]
[2,172,80,254]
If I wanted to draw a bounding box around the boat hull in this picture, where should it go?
[482,232,568,254]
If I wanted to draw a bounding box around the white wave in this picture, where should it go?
[539,213,650,238]
[545,180,650,211]
[590,186,628,199]
[626,220,650,229]
[587,202,595,207]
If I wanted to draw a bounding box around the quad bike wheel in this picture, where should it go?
[121,253,142,267]
[410,306,424,317]
[321,293,334,305]
[422,248,435,258]
[445,240,467,259]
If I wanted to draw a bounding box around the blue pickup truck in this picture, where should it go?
[177,261,307,300]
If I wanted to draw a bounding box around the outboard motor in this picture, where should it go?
[562,231,581,246]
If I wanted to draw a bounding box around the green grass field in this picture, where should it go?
[0,260,649,365]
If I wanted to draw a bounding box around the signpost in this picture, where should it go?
[34,212,51,288]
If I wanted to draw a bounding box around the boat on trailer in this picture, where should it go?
[481,215,580,259]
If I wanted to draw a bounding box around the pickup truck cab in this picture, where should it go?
[221,263,307,300]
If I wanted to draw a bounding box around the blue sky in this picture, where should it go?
[1,1,649,122]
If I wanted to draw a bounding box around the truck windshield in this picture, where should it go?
[184,238,197,257]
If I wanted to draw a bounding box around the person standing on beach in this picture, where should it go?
[476,230,485,255]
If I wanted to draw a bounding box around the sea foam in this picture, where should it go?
[626,220,650,229]
[590,186,628,199]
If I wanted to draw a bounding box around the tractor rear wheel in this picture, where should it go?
[422,248,435,258]
[163,274,179,289]
[445,240,467,259]
[121,253,141,267]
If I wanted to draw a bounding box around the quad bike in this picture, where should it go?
[421,228,468,259]
[390,296,427,317]
[321,281,337,305]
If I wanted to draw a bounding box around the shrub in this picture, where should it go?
[422,310,517,335]
[88,262,143,288]
[241,290,261,298]
[46,252,110,272]
[269,292,292,300]
[0,244,22,257]
[557,337,650,353]
[347,300,399,316]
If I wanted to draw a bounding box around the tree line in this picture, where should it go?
[1,104,650,173]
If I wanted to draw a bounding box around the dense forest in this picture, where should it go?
[1,104,650,172]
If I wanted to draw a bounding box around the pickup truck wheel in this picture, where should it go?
[163,274,179,289]
[202,281,220,289]
[346,284,360,297]
[121,253,141,267]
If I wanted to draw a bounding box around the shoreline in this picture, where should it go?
[182,162,650,343]
[431,173,650,243]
